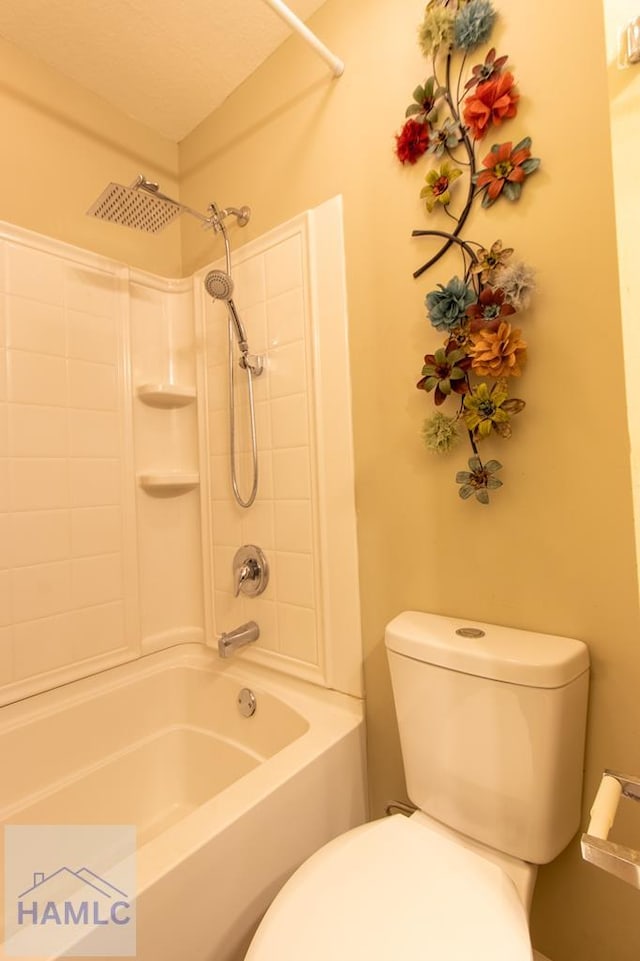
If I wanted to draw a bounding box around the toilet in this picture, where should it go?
[245,611,590,960]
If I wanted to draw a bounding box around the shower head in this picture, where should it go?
[204,269,234,302]
[86,176,184,234]
[204,270,248,349]
[87,175,251,236]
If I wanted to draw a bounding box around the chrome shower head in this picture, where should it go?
[86,177,183,233]
[204,269,234,302]
[87,175,251,236]
[204,270,249,350]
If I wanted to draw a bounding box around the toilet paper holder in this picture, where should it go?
[581,769,640,888]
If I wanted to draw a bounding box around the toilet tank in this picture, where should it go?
[385,611,590,865]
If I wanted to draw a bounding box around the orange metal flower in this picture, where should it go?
[463,72,519,140]
[473,138,540,207]
[469,321,527,378]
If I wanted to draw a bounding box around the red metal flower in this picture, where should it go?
[463,72,519,140]
[466,287,516,332]
[395,119,430,165]
[473,138,540,207]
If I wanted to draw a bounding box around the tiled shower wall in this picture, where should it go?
[201,214,329,681]
[197,198,361,695]
[0,199,360,703]
[0,231,138,701]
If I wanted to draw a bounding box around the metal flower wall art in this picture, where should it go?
[396,0,540,504]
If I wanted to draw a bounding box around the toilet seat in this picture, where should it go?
[245,815,533,960]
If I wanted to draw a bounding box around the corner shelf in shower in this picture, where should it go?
[136,384,196,408]
[138,472,200,496]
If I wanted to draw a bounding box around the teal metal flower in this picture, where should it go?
[427,118,461,157]
[426,276,476,332]
[454,0,497,51]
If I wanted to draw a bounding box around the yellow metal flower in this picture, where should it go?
[463,380,525,439]
[463,382,510,438]
[470,239,514,283]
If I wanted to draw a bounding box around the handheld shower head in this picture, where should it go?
[204,269,234,302]
[204,270,248,350]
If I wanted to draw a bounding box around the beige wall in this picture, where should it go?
[0,37,182,277]
[180,1,640,959]
[2,0,640,958]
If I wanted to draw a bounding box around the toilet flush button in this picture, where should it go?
[455,627,486,639]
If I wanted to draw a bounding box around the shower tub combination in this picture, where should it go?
[0,645,367,961]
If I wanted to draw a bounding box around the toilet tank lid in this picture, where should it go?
[385,611,589,688]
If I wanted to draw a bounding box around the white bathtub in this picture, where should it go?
[0,644,367,961]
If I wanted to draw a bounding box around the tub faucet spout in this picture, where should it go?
[218,620,260,658]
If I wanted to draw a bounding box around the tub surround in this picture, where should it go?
[0,204,363,960]
[198,197,361,695]
[0,196,361,704]
[0,225,140,701]
[0,222,202,704]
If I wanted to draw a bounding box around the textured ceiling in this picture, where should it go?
[0,0,328,141]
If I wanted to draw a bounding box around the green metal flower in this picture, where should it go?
[456,456,503,504]
[421,412,460,454]
[420,161,463,212]
[405,76,443,125]
[417,345,471,406]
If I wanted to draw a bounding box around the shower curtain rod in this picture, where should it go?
[260,0,345,77]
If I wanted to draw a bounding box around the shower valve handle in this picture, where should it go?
[233,545,269,597]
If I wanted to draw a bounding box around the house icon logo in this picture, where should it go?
[4,824,136,957]
[17,866,131,927]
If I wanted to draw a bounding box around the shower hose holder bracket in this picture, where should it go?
[240,352,264,375]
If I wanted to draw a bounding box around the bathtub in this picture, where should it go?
[0,644,367,961]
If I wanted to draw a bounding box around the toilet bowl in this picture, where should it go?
[245,611,589,960]
[245,813,532,960]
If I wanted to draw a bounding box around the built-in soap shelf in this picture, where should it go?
[136,383,196,408]
[138,472,200,496]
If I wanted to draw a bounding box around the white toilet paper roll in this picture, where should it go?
[587,774,622,839]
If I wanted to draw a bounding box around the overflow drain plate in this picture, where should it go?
[238,688,257,717]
